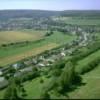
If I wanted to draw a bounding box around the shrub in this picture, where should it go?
[40,78,44,83]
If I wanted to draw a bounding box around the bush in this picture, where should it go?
[40,78,44,83]
[1,44,7,47]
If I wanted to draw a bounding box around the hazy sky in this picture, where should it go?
[0,0,100,10]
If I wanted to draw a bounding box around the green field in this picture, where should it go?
[68,64,100,99]
[0,89,6,99]
[76,49,100,73]
[66,48,100,99]
[0,30,76,66]
[23,76,51,99]
[53,17,100,25]
[17,48,100,99]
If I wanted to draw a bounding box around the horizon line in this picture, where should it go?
[0,9,100,11]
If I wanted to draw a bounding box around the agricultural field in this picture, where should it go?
[0,30,76,66]
[0,10,100,99]
[0,30,45,45]
[52,16,100,25]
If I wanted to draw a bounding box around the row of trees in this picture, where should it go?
[4,77,26,99]
[79,57,100,74]
[71,41,100,63]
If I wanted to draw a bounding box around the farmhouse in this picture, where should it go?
[20,66,33,73]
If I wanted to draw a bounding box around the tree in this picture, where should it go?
[4,79,19,99]
[45,30,54,36]
[58,61,75,92]
[40,91,50,99]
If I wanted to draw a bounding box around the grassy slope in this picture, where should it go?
[76,49,100,73]
[23,76,51,99]
[22,49,100,99]
[67,49,100,99]
[68,64,100,99]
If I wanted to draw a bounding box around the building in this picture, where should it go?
[0,77,8,89]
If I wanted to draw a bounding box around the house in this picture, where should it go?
[0,77,8,89]
[60,52,66,57]
[38,56,45,61]
[20,67,33,73]
[0,70,3,76]
[14,71,22,77]
[37,63,45,67]
[32,58,38,65]
[12,63,24,70]
[46,58,55,63]
[14,67,33,77]
[23,60,32,66]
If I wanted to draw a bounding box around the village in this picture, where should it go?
[0,27,94,89]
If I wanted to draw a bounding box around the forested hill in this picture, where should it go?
[0,10,60,19]
[0,10,100,19]
[61,10,100,18]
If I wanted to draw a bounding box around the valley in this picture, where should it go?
[0,10,100,99]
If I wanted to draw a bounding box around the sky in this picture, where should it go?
[0,0,100,11]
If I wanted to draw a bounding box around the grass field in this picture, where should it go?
[65,49,100,99]
[0,89,6,99]
[0,43,58,66]
[23,76,51,99]
[75,49,100,73]
[53,17,100,25]
[0,30,45,45]
[68,64,100,99]
[0,30,76,66]
[19,49,100,99]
